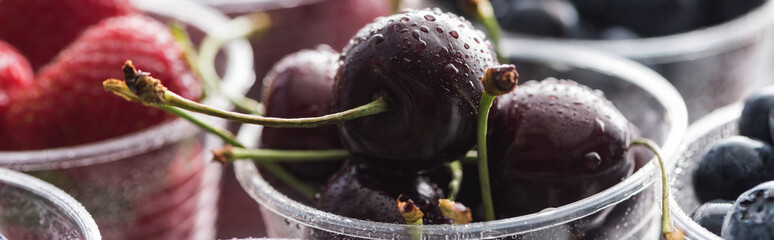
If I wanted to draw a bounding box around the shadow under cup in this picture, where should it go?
[0,0,254,239]
[234,42,688,239]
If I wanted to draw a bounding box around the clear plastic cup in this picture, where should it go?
[0,167,100,240]
[188,0,391,237]
[501,1,774,122]
[0,0,255,239]
[234,41,688,239]
[668,103,743,240]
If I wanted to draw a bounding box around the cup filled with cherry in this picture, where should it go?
[94,4,690,239]
[670,87,774,240]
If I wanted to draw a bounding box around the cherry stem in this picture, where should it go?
[438,199,472,224]
[197,13,271,114]
[447,160,463,201]
[630,138,682,239]
[477,92,497,221]
[103,69,317,200]
[165,90,388,128]
[462,0,506,63]
[211,145,348,164]
[397,196,424,240]
[475,65,518,221]
[104,61,389,128]
[390,0,402,13]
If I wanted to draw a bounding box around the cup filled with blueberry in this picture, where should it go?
[670,86,774,239]
[0,0,254,238]
[0,167,100,239]
[142,8,693,239]
[434,0,774,122]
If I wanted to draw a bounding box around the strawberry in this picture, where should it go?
[4,14,201,150]
[0,0,137,70]
[0,40,34,149]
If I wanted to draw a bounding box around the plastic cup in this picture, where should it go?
[0,0,254,239]
[0,167,100,240]
[668,103,743,240]
[187,0,391,237]
[233,41,687,239]
[501,1,774,122]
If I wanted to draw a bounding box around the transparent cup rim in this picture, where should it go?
[234,41,688,238]
[0,0,255,171]
[0,167,101,239]
[507,1,774,61]
[668,103,743,240]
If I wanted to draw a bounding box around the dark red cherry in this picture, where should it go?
[487,78,634,218]
[334,8,498,172]
[315,160,449,224]
[259,45,344,181]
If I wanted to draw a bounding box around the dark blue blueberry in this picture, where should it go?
[739,87,774,145]
[707,0,765,25]
[691,200,734,235]
[722,181,774,240]
[492,0,584,38]
[603,0,707,37]
[693,136,774,203]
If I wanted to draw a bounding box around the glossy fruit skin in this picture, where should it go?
[0,0,137,70]
[691,200,733,235]
[487,78,633,218]
[259,45,343,181]
[0,40,33,149]
[692,136,774,203]
[315,160,449,224]
[722,181,774,240]
[334,8,498,172]
[4,14,201,150]
[739,86,774,145]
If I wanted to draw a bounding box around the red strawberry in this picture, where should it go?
[0,0,137,70]
[4,14,201,150]
[0,40,34,149]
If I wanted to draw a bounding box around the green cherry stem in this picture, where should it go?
[629,138,684,240]
[462,0,506,63]
[447,160,463,202]
[212,145,349,164]
[198,13,271,114]
[103,63,318,200]
[105,61,389,128]
[165,90,387,128]
[477,91,497,221]
[476,65,518,221]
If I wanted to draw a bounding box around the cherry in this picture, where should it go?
[259,45,344,181]
[334,8,498,172]
[486,78,634,218]
[315,160,449,224]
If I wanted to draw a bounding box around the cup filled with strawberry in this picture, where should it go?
[433,0,774,123]
[0,0,254,239]
[0,167,100,239]
[670,86,774,240]
[161,8,691,239]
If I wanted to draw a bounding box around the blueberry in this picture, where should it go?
[707,0,765,24]
[739,87,774,145]
[693,136,774,203]
[603,0,707,37]
[691,200,734,235]
[722,181,774,239]
[493,0,583,38]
